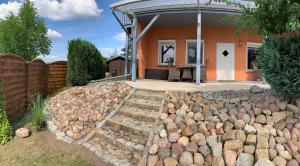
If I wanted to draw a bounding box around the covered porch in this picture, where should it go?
[111,0,262,84]
[125,79,270,92]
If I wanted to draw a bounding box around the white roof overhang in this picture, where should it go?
[111,0,252,16]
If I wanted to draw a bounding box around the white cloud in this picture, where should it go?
[37,54,67,63]
[47,29,63,39]
[99,47,123,57]
[0,0,102,21]
[0,1,21,19]
[113,32,126,41]
[32,0,102,21]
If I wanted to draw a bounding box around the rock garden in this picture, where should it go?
[148,87,300,166]
[46,82,131,140]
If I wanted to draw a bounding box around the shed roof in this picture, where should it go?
[111,0,253,15]
[105,56,126,64]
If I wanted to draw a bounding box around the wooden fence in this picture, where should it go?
[0,54,68,120]
[47,61,68,94]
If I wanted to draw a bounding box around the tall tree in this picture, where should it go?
[0,0,51,61]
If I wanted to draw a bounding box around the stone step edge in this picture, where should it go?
[119,107,159,122]
[95,129,145,155]
[124,99,161,110]
[130,94,164,102]
[95,88,136,129]
[135,88,166,94]
[140,91,167,166]
[131,91,165,99]
[82,142,133,166]
[106,118,152,137]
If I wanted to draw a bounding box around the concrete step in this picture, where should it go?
[132,90,165,101]
[106,114,154,141]
[93,129,145,155]
[124,98,162,110]
[119,106,159,122]
[87,131,141,166]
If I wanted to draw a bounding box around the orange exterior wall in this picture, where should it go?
[137,24,263,81]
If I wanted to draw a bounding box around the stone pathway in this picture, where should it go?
[84,89,166,166]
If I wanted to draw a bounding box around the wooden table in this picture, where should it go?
[177,65,195,81]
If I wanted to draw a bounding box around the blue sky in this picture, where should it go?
[0,0,125,62]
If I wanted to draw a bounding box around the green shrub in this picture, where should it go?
[257,35,300,96]
[30,94,46,130]
[0,82,12,144]
[67,39,105,86]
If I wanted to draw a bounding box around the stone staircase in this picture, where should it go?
[86,89,165,166]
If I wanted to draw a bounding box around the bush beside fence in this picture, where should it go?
[0,54,67,120]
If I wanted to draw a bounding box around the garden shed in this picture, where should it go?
[106,56,132,77]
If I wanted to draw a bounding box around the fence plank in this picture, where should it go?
[0,54,67,121]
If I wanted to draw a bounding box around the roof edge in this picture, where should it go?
[110,0,142,9]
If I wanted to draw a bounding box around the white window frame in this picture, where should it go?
[186,39,205,66]
[158,40,176,66]
[246,42,262,72]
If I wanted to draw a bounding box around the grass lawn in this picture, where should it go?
[0,124,108,166]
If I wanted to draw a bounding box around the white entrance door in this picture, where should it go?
[216,43,235,80]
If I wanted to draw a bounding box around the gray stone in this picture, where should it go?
[148,155,159,166]
[254,159,275,166]
[244,145,256,154]
[250,85,263,94]
[236,153,254,166]
[179,151,193,166]
[244,124,256,134]
[224,121,234,131]
[199,144,211,157]
[191,133,206,145]
[149,144,159,155]
[194,153,204,166]
[272,112,287,123]
[296,98,300,108]
[158,147,171,159]
[287,104,300,113]
[219,112,229,122]
[274,120,286,130]
[212,157,225,166]
[256,115,267,124]
[279,151,292,160]
[269,148,277,160]
[273,156,287,166]
[287,159,299,166]
[235,120,245,130]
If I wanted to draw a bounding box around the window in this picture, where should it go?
[247,42,262,71]
[186,40,204,65]
[158,40,176,65]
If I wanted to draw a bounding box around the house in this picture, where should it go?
[111,0,263,84]
[105,56,131,77]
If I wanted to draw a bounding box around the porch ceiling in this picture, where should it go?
[138,12,238,27]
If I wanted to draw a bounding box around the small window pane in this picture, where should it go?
[247,47,259,70]
[187,41,204,65]
[159,41,176,65]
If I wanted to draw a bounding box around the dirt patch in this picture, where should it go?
[0,129,108,166]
